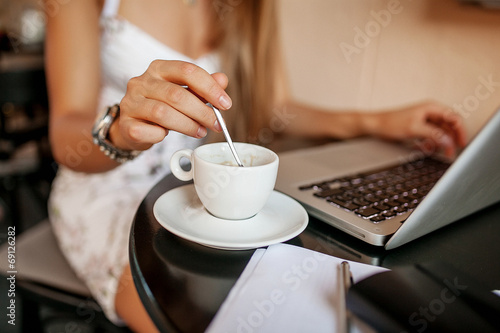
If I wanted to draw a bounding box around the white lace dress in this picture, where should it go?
[48,0,219,324]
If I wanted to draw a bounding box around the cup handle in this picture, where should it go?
[170,149,194,181]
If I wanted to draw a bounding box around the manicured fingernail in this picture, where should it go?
[219,95,232,110]
[214,119,222,132]
[197,126,207,138]
[440,134,453,147]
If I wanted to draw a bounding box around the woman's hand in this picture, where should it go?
[367,101,467,158]
[109,60,232,151]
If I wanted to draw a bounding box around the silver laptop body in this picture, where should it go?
[275,108,500,249]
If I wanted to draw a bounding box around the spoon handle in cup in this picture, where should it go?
[209,104,244,167]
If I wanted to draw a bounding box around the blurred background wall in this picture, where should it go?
[1,0,499,139]
[0,0,45,52]
[278,0,500,140]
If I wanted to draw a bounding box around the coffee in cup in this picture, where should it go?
[170,142,279,220]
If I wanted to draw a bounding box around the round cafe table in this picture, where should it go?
[129,173,500,333]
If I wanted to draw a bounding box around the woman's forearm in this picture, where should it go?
[50,113,120,173]
[276,100,466,158]
[277,101,376,139]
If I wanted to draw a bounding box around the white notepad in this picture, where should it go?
[206,244,387,333]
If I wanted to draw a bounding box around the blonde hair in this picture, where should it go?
[214,0,281,143]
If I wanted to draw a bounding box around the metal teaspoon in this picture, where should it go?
[209,104,244,167]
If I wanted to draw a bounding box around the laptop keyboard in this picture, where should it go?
[299,157,450,223]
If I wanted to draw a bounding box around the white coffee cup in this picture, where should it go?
[170,142,279,220]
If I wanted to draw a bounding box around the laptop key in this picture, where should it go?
[356,206,380,218]
[313,188,343,198]
[353,197,371,206]
[370,215,386,223]
[327,198,359,211]
[385,200,400,208]
[374,202,390,211]
[393,206,408,214]
[383,210,397,218]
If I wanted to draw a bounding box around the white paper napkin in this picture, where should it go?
[205,243,388,333]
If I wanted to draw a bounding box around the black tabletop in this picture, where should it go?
[130,173,500,333]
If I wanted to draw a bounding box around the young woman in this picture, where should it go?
[44,0,466,331]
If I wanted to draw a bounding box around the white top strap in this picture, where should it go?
[101,0,121,18]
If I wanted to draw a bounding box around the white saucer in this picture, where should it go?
[153,184,308,250]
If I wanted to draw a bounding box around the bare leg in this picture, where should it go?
[115,264,159,333]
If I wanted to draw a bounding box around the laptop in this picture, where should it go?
[275,108,500,250]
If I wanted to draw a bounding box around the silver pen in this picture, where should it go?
[338,261,353,333]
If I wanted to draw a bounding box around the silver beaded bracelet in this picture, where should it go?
[91,104,141,163]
